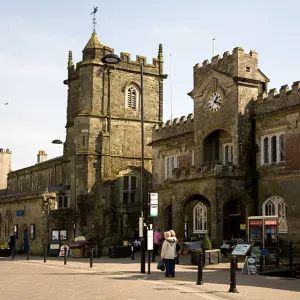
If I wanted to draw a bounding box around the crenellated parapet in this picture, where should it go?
[192,47,268,86]
[67,37,165,82]
[152,113,194,142]
[254,81,300,116]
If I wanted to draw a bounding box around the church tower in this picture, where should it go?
[63,29,165,241]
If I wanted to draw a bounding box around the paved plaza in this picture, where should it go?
[0,255,299,300]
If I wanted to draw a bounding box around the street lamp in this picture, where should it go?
[51,139,77,240]
[101,53,146,274]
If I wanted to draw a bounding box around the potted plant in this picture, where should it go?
[202,233,212,250]
[0,242,11,257]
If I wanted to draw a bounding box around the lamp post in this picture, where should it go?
[101,53,146,274]
[52,139,77,240]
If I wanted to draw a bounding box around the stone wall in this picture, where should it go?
[255,101,300,242]
[0,193,45,255]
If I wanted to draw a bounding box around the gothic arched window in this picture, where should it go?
[262,196,288,233]
[126,86,138,109]
[193,202,208,233]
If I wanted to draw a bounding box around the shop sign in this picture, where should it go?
[265,220,277,225]
[249,221,262,225]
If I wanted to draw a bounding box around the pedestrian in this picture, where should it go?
[161,231,176,277]
[170,229,180,266]
[8,233,16,259]
[153,229,161,256]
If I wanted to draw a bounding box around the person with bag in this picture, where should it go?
[160,231,176,277]
[170,230,180,265]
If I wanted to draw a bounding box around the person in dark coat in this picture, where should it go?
[8,234,16,259]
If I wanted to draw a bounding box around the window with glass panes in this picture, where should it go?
[261,133,285,165]
[122,176,137,205]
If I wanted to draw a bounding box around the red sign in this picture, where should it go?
[265,220,277,225]
[249,221,262,225]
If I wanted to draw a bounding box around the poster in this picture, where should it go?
[246,257,257,275]
[241,256,258,275]
[147,229,153,251]
[60,230,67,240]
[52,230,59,241]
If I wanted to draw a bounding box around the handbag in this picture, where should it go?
[157,259,165,272]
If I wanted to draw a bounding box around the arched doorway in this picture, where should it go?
[19,224,29,253]
[4,210,13,238]
[223,199,246,240]
[0,213,2,239]
[203,129,233,165]
[164,204,172,231]
[182,195,210,238]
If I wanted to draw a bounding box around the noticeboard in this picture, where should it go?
[147,229,153,251]
[231,244,252,256]
[241,256,258,275]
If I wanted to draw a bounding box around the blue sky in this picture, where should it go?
[1,0,299,170]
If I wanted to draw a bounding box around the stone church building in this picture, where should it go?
[0,31,165,254]
[151,47,300,247]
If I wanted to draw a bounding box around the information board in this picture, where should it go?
[231,244,251,256]
[147,229,153,251]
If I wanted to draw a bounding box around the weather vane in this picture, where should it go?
[90,6,98,33]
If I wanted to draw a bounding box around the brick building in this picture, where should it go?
[0,31,166,255]
[151,47,300,247]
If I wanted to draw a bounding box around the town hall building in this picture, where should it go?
[151,47,300,247]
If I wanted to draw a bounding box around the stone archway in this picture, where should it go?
[0,212,2,239]
[18,224,29,253]
[164,204,172,231]
[202,129,233,166]
[5,210,13,238]
[180,194,211,239]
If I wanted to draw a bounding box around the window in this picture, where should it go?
[261,133,285,165]
[164,155,179,179]
[47,171,52,187]
[126,86,138,109]
[58,195,68,208]
[191,150,195,166]
[122,176,137,205]
[18,178,23,193]
[222,143,233,166]
[82,136,86,146]
[193,202,208,233]
[262,196,288,233]
[32,174,38,191]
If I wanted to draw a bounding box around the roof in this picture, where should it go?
[83,32,102,50]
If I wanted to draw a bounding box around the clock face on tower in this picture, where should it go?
[208,92,222,112]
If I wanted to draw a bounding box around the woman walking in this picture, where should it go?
[161,231,176,277]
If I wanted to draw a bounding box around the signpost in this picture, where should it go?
[149,193,158,217]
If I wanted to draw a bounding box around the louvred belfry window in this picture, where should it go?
[126,86,137,109]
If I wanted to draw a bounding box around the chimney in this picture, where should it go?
[0,148,12,190]
[37,150,47,163]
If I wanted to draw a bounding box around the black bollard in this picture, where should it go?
[27,247,30,261]
[131,243,135,260]
[64,245,67,265]
[44,245,47,263]
[148,250,151,275]
[196,251,203,285]
[229,255,238,293]
[98,243,101,258]
[90,247,94,268]
[113,243,116,259]
[152,247,156,262]
[259,254,263,273]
